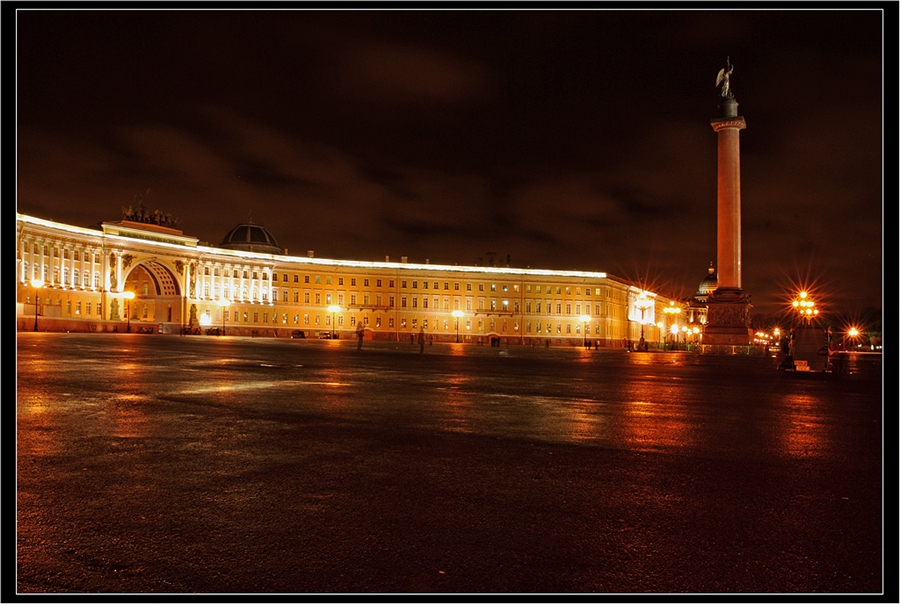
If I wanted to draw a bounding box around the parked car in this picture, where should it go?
[291,330,306,339]
[317,331,333,339]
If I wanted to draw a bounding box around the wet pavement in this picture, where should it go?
[15,334,884,594]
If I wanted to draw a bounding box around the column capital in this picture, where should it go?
[711,116,746,132]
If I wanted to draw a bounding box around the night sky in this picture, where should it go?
[13,8,885,319]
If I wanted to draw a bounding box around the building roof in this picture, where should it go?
[695,263,717,300]
[219,222,282,255]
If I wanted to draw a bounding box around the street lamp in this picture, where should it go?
[452,310,464,343]
[31,278,44,332]
[219,298,229,336]
[844,327,862,351]
[328,304,340,339]
[123,291,135,332]
[663,301,681,351]
[791,291,818,326]
[635,291,653,352]
[579,314,591,347]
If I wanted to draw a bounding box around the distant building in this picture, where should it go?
[16,212,677,346]
[686,263,715,326]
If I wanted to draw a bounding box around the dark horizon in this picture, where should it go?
[13,8,885,320]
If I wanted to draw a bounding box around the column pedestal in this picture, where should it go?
[704,289,753,345]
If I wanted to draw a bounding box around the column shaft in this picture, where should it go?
[717,126,742,290]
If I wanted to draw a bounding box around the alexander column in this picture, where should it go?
[704,57,753,346]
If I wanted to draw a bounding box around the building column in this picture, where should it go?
[54,241,63,286]
[88,247,97,290]
[66,244,75,288]
[115,251,124,292]
[20,237,29,282]
[78,246,86,289]
[37,239,46,282]
[101,250,110,291]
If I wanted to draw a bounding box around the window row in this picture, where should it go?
[197,269,609,300]
[23,244,102,263]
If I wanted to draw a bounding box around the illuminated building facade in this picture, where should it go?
[16,212,674,346]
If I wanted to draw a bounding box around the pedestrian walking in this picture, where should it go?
[417,327,426,353]
[356,322,365,349]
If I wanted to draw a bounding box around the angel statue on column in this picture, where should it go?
[716,57,734,98]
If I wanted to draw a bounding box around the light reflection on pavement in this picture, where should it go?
[16,334,883,594]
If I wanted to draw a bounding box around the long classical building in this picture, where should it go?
[16,211,687,346]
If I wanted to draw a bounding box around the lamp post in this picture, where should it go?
[792,291,818,326]
[579,314,591,347]
[846,327,860,350]
[219,299,229,336]
[663,301,681,351]
[31,278,44,332]
[635,291,652,352]
[328,304,340,339]
[452,310,464,343]
[123,291,135,332]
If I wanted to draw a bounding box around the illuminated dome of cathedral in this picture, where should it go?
[219,221,283,255]
[694,263,717,301]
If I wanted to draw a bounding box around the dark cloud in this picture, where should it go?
[12,8,885,319]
